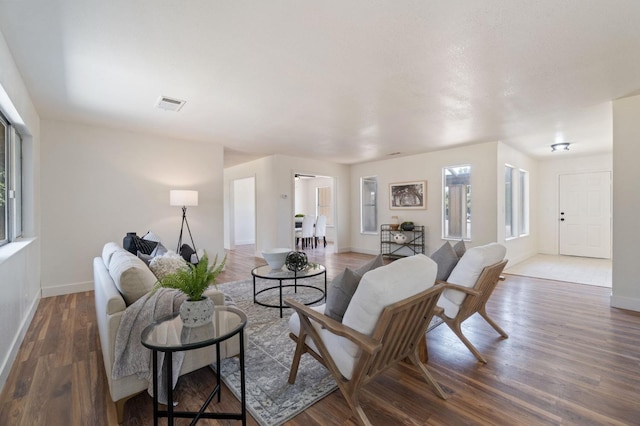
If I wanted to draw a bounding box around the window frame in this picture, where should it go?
[0,111,23,247]
[442,165,471,241]
[360,176,378,234]
[518,168,530,237]
[505,164,516,239]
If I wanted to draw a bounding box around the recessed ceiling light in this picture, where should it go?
[551,142,570,152]
[155,96,186,112]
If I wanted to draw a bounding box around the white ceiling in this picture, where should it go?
[1,0,639,166]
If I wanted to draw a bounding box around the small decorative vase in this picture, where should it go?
[179,296,214,328]
[393,232,408,244]
[390,216,400,231]
[286,251,308,272]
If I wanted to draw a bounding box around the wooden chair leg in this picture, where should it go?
[408,352,447,400]
[288,332,307,384]
[418,333,428,363]
[448,321,487,363]
[478,307,509,338]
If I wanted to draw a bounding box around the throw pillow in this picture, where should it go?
[149,252,189,280]
[150,241,168,257]
[142,231,162,242]
[133,236,158,255]
[108,249,158,305]
[137,251,154,266]
[180,244,196,263]
[354,254,385,276]
[453,239,466,258]
[324,268,363,322]
[430,242,459,281]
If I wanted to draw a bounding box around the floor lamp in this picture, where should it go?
[170,190,199,262]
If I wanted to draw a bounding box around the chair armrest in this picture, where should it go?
[285,299,381,355]
[440,282,481,297]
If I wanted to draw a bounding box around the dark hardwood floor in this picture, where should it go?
[1,244,639,425]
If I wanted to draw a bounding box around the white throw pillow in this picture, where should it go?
[441,243,506,309]
[149,251,188,280]
[108,249,158,305]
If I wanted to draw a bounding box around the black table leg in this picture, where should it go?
[240,330,246,425]
[167,351,173,425]
[152,350,158,426]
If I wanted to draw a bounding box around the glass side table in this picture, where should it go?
[141,305,247,425]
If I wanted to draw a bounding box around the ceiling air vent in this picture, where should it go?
[155,96,186,112]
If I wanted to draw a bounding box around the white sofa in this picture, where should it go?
[93,243,240,424]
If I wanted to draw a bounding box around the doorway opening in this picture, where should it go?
[293,173,336,255]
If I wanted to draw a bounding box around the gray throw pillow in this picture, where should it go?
[355,254,385,276]
[431,242,459,281]
[324,268,363,322]
[453,239,466,258]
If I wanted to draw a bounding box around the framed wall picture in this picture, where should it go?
[390,181,427,209]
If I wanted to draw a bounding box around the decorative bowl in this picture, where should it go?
[261,248,291,270]
[393,233,408,244]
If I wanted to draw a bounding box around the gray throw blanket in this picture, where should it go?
[112,288,187,404]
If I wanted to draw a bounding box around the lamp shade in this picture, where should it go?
[170,190,198,207]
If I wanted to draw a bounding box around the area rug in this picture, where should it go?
[215,276,337,426]
[214,275,444,426]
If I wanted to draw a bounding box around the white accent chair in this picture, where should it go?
[432,242,509,363]
[286,254,447,425]
[314,214,327,248]
[295,215,314,249]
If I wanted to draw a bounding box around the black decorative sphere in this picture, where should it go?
[286,251,308,272]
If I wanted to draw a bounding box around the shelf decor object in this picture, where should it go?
[389,181,427,209]
[380,224,425,258]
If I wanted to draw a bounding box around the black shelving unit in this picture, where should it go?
[380,224,425,258]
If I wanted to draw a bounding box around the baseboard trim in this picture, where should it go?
[610,294,640,313]
[0,292,40,393]
[41,280,94,298]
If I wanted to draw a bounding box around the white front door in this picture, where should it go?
[558,171,611,258]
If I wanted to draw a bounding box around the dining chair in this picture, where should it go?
[295,215,314,248]
[314,215,327,248]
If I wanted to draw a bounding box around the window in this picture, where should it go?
[0,112,22,246]
[504,165,529,240]
[316,186,332,226]
[443,165,471,240]
[505,165,516,238]
[519,169,529,236]
[361,176,378,233]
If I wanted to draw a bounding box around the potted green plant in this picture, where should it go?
[154,251,227,328]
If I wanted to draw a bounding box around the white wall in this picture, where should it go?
[497,142,539,265]
[612,94,640,312]
[40,120,226,296]
[224,155,350,257]
[0,29,41,392]
[233,177,255,245]
[349,142,500,256]
[537,152,613,255]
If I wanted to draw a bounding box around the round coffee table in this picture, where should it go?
[251,264,327,317]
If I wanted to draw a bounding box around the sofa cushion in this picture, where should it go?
[430,241,459,281]
[343,254,437,338]
[439,243,506,317]
[108,249,158,305]
[102,242,121,268]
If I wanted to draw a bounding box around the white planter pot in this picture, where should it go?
[179,296,214,328]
